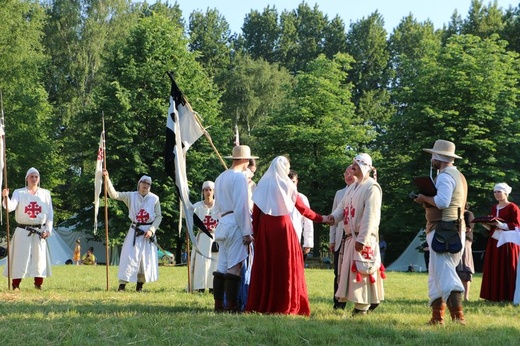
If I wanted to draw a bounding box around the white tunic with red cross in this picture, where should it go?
[190,200,219,290]
[106,179,162,284]
[3,187,53,279]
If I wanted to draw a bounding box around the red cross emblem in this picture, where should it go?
[25,201,42,219]
[136,209,150,223]
[97,147,104,161]
[343,205,356,225]
[361,246,374,260]
[203,215,218,230]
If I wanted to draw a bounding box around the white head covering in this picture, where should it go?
[137,175,152,190]
[25,167,39,180]
[494,183,512,195]
[252,156,298,216]
[25,167,40,187]
[353,153,373,178]
[202,181,214,190]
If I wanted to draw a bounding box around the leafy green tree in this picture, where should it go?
[346,11,393,139]
[382,34,520,251]
[461,0,505,38]
[0,0,65,223]
[254,53,374,254]
[74,9,227,257]
[240,6,280,63]
[188,8,233,77]
[216,54,293,137]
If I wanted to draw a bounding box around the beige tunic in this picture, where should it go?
[331,177,384,304]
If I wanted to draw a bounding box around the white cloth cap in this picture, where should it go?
[432,152,455,163]
[25,167,40,180]
[494,183,512,195]
[138,175,152,190]
[252,156,298,216]
[202,181,214,190]
[353,153,373,178]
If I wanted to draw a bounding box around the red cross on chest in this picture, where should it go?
[203,214,218,230]
[25,201,42,219]
[361,246,374,260]
[343,205,356,225]
[136,209,150,223]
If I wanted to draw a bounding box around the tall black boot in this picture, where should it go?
[224,273,242,313]
[447,291,466,325]
[212,272,226,313]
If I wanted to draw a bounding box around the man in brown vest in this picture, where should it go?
[413,139,468,325]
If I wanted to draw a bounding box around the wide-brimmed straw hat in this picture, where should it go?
[423,139,462,159]
[224,145,259,160]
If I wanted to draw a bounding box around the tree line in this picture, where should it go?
[1,0,519,264]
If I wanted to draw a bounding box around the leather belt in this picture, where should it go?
[221,211,233,217]
[131,222,154,246]
[17,224,42,229]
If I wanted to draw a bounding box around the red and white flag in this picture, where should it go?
[93,131,104,233]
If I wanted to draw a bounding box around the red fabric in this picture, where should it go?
[246,196,322,316]
[480,202,520,302]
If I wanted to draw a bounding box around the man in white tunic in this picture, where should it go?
[103,170,162,292]
[2,167,53,290]
[329,154,384,315]
[413,139,467,325]
[288,170,314,260]
[190,181,219,293]
[212,145,257,312]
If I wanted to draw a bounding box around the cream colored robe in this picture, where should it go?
[331,177,384,305]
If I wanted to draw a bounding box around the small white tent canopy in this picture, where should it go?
[386,229,427,272]
[54,224,120,265]
[0,230,72,266]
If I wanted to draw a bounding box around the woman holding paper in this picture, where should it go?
[479,183,520,302]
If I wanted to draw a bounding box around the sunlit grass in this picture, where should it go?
[0,266,518,345]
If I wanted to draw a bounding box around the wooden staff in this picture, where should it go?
[102,115,110,291]
[0,90,11,290]
[181,205,191,293]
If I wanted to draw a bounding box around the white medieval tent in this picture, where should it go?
[386,229,427,272]
[54,221,120,265]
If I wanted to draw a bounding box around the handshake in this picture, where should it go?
[322,215,335,226]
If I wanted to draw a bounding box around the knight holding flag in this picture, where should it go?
[102,169,162,292]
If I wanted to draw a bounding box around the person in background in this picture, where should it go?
[421,241,430,272]
[379,235,388,265]
[73,239,81,266]
[329,154,384,316]
[288,170,314,261]
[329,164,356,310]
[82,247,97,265]
[246,156,328,316]
[212,145,257,313]
[456,203,475,301]
[413,139,467,325]
[190,181,219,293]
[103,170,162,292]
[479,183,520,302]
[2,167,54,290]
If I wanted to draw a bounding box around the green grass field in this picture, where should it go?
[0,266,518,345]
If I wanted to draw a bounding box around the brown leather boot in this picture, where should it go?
[212,272,225,313]
[447,291,466,325]
[427,298,446,325]
[224,273,242,313]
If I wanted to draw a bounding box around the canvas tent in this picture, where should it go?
[386,229,427,272]
[0,224,119,267]
[54,224,120,265]
[0,230,72,266]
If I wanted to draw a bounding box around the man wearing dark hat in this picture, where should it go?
[413,139,468,325]
[212,145,257,312]
[2,167,54,290]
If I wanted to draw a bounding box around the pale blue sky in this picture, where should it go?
[168,0,516,33]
